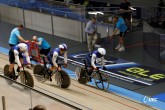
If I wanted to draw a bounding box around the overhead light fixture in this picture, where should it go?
[130,7,136,10]
[88,11,104,15]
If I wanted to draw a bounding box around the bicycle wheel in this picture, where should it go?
[55,70,71,88]
[33,64,47,82]
[20,70,34,88]
[93,72,109,90]
[3,64,14,84]
[77,68,88,84]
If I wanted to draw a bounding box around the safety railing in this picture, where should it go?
[0,73,90,110]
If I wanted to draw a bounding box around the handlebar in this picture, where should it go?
[57,63,67,67]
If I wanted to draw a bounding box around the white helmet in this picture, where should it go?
[59,43,67,50]
[98,48,106,56]
[18,43,28,51]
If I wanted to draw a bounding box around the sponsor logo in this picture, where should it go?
[143,96,158,103]
[118,67,165,82]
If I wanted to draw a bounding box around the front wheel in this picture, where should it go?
[93,72,109,90]
[20,70,34,88]
[55,70,71,88]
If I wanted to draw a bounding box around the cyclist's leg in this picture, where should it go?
[86,54,91,66]
[47,54,53,70]
[19,53,24,64]
[16,53,24,72]
[47,54,55,80]
[85,55,93,76]
[8,50,15,78]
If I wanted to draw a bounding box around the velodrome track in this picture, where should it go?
[0,53,157,110]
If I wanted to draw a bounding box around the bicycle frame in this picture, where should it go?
[75,59,109,90]
[41,56,66,80]
[11,64,26,80]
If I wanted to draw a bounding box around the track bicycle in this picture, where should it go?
[33,55,71,88]
[4,64,34,87]
[75,59,110,90]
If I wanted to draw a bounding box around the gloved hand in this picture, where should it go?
[63,63,67,68]
[57,66,62,71]
[20,67,24,71]
[94,67,99,70]
[102,66,106,70]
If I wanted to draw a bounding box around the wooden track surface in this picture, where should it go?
[0,53,158,110]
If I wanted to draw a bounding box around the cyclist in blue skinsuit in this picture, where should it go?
[86,48,106,77]
[8,43,31,79]
[47,44,68,81]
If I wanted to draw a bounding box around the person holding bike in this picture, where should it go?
[47,43,68,80]
[86,48,106,77]
[8,24,28,47]
[32,36,51,56]
[8,43,32,79]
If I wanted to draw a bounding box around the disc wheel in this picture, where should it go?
[20,70,34,87]
[33,64,47,82]
[4,64,14,84]
[55,70,71,88]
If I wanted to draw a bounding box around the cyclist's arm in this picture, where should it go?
[101,56,105,67]
[52,52,58,67]
[14,50,22,67]
[64,51,67,64]
[24,51,31,64]
[91,54,97,69]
